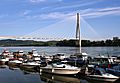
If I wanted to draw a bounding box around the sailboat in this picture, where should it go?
[39,13,82,75]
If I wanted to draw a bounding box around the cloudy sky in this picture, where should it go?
[0,0,120,40]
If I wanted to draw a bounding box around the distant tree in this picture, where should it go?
[82,40,91,46]
[0,37,120,47]
[105,39,112,46]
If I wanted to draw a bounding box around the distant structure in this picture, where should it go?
[113,37,119,41]
[76,13,80,39]
[76,13,81,53]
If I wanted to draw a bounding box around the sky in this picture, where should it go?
[0,0,120,40]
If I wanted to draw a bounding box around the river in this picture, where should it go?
[0,46,120,83]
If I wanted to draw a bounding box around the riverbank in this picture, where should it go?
[0,37,120,47]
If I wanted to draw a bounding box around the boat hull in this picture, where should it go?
[20,64,39,69]
[0,59,9,64]
[20,62,40,69]
[40,67,80,75]
[86,75,118,82]
[8,60,22,66]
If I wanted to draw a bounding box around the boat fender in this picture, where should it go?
[52,68,54,72]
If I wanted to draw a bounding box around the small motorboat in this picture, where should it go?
[0,56,9,64]
[8,58,23,65]
[86,68,119,82]
[21,61,40,69]
[40,63,80,75]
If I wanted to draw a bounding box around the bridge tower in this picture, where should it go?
[76,13,81,53]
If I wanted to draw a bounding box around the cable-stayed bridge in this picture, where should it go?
[0,36,65,41]
[0,14,100,41]
[0,15,77,41]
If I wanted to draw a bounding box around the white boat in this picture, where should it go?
[0,57,9,62]
[32,49,40,57]
[70,52,88,62]
[0,56,9,64]
[21,61,40,68]
[1,50,11,56]
[86,68,119,82]
[28,49,40,57]
[0,50,13,64]
[41,55,53,62]
[18,50,24,55]
[28,49,41,62]
[40,63,80,75]
[53,53,67,60]
[8,59,23,65]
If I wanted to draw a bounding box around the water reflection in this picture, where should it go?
[40,73,83,83]
[8,63,20,70]
[20,66,38,75]
[0,62,7,68]
[0,47,120,83]
[86,79,114,83]
[0,64,119,83]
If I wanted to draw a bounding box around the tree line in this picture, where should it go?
[0,37,120,47]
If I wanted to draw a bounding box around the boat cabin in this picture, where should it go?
[88,56,117,68]
[91,68,106,75]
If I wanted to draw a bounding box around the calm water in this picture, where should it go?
[0,46,120,83]
[1,46,120,56]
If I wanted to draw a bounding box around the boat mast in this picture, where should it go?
[76,13,81,53]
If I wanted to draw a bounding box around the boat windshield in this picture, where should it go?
[96,68,106,74]
[93,58,109,64]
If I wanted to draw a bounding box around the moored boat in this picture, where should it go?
[20,61,40,69]
[88,55,117,69]
[8,58,23,65]
[0,56,9,64]
[86,68,119,82]
[40,63,80,75]
[0,49,13,64]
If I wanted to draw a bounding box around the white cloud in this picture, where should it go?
[81,7,120,18]
[98,7,120,11]
[22,6,120,20]
[38,12,73,19]
[24,12,74,20]
[52,0,100,11]
[40,7,120,19]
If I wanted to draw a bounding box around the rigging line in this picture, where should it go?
[22,15,75,37]
[80,16,101,39]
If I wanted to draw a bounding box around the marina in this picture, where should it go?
[0,0,120,83]
[0,47,120,83]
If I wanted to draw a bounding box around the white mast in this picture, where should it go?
[76,13,81,53]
